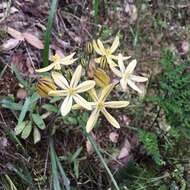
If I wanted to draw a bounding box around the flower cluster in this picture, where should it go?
[36,36,148,132]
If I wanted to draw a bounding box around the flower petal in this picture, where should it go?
[109,55,118,60]
[125,59,137,74]
[97,39,106,55]
[107,57,117,67]
[70,65,82,87]
[60,58,77,65]
[118,53,125,73]
[110,65,122,77]
[128,79,142,93]
[120,78,127,91]
[62,52,76,61]
[60,96,73,116]
[105,101,130,108]
[122,56,131,60]
[110,36,119,53]
[73,94,92,110]
[130,75,148,82]
[52,71,69,89]
[99,83,115,102]
[88,88,99,102]
[48,90,67,96]
[35,63,55,73]
[76,80,95,93]
[102,108,120,128]
[93,40,103,55]
[86,108,100,133]
[94,57,102,63]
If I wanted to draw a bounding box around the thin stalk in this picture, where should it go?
[81,125,120,190]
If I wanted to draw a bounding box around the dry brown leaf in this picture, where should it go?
[86,140,94,154]
[1,38,20,51]
[86,133,96,154]
[7,27,24,40]
[118,139,131,159]
[87,59,96,78]
[23,32,44,49]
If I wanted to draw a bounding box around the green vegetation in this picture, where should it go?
[0,1,190,190]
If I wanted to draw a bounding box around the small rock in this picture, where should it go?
[180,41,189,55]
[0,137,8,148]
[109,132,119,143]
[16,88,27,99]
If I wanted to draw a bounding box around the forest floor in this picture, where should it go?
[0,0,190,190]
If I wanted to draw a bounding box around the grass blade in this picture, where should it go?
[81,126,120,190]
[5,175,18,190]
[50,137,71,190]
[56,155,71,190]
[43,0,58,67]
[11,64,28,88]
[93,0,99,23]
[17,97,31,125]
[8,164,36,189]
[50,138,61,190]
[0,98,23,110]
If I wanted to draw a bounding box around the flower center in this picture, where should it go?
[123,72,130,81]
[53,54,60,62]
[105,48,111,55]
[97,102,104,110]
[68,88,76,96]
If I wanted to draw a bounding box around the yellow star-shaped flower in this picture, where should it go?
[111,54,148,93]
[93,36,120,67]
[93,36,130,68]
[36,52,77,73]
[86,83,130,133]
[49,65,95,116]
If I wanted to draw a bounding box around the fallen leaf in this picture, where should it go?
[7,27,24,40]
[86,133,96,154]
[1,38,20,51]
[11,53,29,74]
[125,3,138,23]
[118,139,131,159]
[86,140,94,154]
[23,32,44,49]
[87,59,96,78]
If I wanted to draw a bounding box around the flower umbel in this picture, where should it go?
[35,52,77,73]
[86,83,130,133]
[48,65,95,116]
[111,54,148,93]
[93,36,120,68]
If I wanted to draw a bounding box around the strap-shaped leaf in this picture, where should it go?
[32,113,46,130]
[33,127,41,144]
[21,121,32,139]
